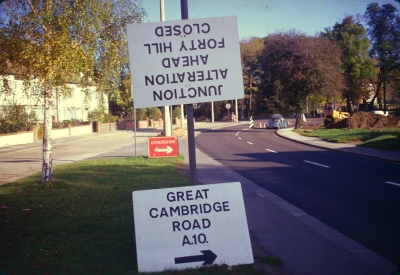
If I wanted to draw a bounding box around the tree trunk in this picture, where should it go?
[294,114,302,129]
[41,96,54,182]
[383,82,387,112]
[368,72,383,111]
[240,99,244,119]
[346,95,353,115]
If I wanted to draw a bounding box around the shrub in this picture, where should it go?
[0,103,38,134]
[147,107,162,120]
[126,108,163,121]
[136,108,148,120]
[173,106,181,118]
[52,122,65,129]
[87,108,105,122]
[87,108,118,123]
[103,112,118,122]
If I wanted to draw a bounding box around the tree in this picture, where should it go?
[240,37,264,118]
[322,16,375,114]
[109,72,134,117]
[364,3,400,111]
[0,0,144,182]
[261,31,344,127]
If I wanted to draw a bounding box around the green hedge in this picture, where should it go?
[0,104,38,134]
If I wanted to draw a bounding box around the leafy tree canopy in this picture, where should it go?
[0,0,145,95]
[240,37,264,117]
[364,2,400,110]
[261,31,344,113]
[322,16,375,113]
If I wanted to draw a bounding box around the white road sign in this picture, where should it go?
[127,16,244,108]
[132,182,253,272]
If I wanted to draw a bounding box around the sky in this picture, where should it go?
[140,0,400,39]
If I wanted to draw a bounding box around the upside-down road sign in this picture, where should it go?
[127,16,244,108]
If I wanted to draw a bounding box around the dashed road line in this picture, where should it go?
[265,149,277,153]
[304,160,330,168]
[247,142,253,145]
[386,181,400,187]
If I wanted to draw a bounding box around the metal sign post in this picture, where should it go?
[126,2,243,186]
[129,2,252,272]
[226,103,231,124]
[180,0,198,185]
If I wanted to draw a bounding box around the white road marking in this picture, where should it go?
[247,142,253,145]
[265,149,277,153]
[304,160,330,168]
[238,137,242,140]
[235,131,240,136]
[386,181,400,187]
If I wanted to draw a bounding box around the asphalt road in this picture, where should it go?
[195,124,400,265]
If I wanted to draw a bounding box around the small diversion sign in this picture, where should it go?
[132,182,253,272]
[127,16,244,108]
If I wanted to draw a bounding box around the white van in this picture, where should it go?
[371,110,388,116]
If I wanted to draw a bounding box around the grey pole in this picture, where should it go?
[211,101,214,122]
[235,99,239,123]
[181,0,188,19]
[160,0,172,137]
[132,84,137,157]
[181,0,197,185]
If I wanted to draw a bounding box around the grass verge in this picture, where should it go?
[294,128,400,150]
[0,156,282,275]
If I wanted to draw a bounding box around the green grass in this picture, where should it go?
[0,156,274,275]
[294,128,400,150]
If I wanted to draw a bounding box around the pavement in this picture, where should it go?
[0,119,399,275]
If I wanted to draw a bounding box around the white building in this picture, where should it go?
[0,75,108,122]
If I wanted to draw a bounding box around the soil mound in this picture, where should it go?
[328,111,400,129]
[172,127,187,137]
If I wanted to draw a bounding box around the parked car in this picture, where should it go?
[370,110,388,116]
[266,114,288,129]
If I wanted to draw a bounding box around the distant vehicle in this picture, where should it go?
[266,114,288,129]
[370,110,388,116]
[323,102,350,127]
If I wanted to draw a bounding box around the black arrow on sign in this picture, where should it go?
[174,250,217,265]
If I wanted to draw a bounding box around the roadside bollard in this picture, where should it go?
[249,116,254,128]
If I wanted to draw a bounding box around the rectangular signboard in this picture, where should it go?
[148,137,179,158]
[127,16,244,108]
[132,182,253,272]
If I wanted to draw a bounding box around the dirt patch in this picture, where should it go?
[318,111,400,130]
[347,111,400,129]
[172,127,188,137]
